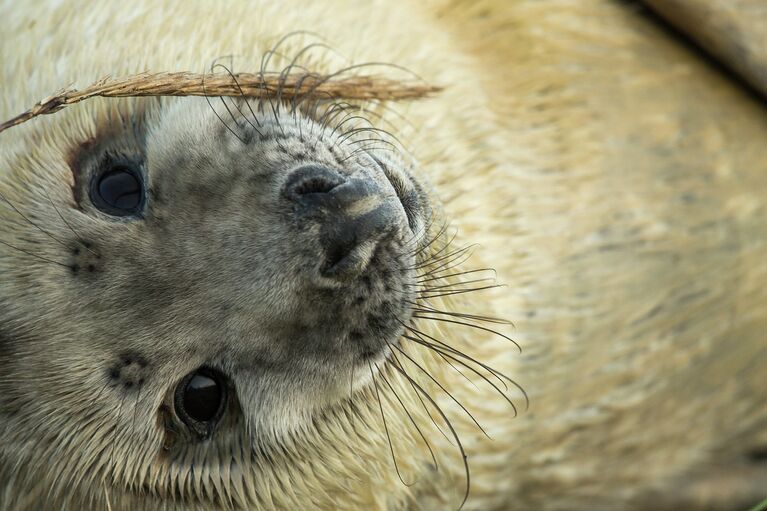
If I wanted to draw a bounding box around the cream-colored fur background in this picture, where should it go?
[2,0,767,509]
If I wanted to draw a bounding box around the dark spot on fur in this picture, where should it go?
[108,352,150,390]
[349,331,364,342]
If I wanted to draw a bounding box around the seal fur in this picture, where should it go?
[0,1,521,510]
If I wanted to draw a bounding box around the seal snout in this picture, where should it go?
[283,165,401,280]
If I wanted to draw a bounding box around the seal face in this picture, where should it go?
[1,94,439,508]
[74,99,427,435]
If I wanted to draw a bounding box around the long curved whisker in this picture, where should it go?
[0,191,71,249]
[402,324,529,410]
[393,345,489,439]
[42,188,99,257]
[211,63,264,136]
[0,239,70,268]
[369,361,416,487]
[202,69,246,144]
[409,302,511,326]
[412,315,522,353]
[414,277,497,292]
[417,267,498,284]
[401,323,508,391]
[404,334,519,417]
[388,356,471,510]
[380,369,438,471]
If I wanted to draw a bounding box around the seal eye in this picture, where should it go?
[174,368,227,438]
[90,161,145,216]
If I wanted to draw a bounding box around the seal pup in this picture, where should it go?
[0,0,522,509]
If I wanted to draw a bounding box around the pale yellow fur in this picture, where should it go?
[2,0,767,510]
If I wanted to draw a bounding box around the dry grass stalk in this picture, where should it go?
[0,71,442,134]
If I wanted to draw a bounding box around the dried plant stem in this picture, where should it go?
[0,71,442,134]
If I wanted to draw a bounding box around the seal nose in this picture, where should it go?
[283,165,399,280]
[283,165,346,203]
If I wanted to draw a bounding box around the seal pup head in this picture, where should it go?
[0,91,470,509]
[0,4,522,507]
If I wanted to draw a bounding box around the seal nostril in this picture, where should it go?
[283,165,346,203]
[293,177,339,196]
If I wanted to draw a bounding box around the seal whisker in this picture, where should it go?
[202,68,247,144]
[0,190,72,250]
[392,352,454,444]
[411,231,462,270]
[218,95,250,142]
[368,361,416,487]
[392,345,489,438]
[330,114,375,141]
[388,355,470,510]
[413,220,452,258]
[341,145,397,163]
[344,138,398,153]
[291,60,428,116]
[107,393,126,487]
[409,302,511,326]
[403,323,529,410]
[127,385,142,490]
[404,334,519,417]
[104,480,113,511]
[401,323,509,391]
[338,127,402,149]
[0,239,70,268]
[42,188,100,257]
[414,276,497,291]
[211,63,264,136]
[417,267,498,284]
[310,99,345,147]
[412,243,476,273]
[379,368,438,472]
[412,314,521,353]
[258,32,323,132]
[416,275,497,290]
[276,44,332,111]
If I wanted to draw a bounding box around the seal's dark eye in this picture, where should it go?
[90,162,145,216]
[174,368,226,438]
